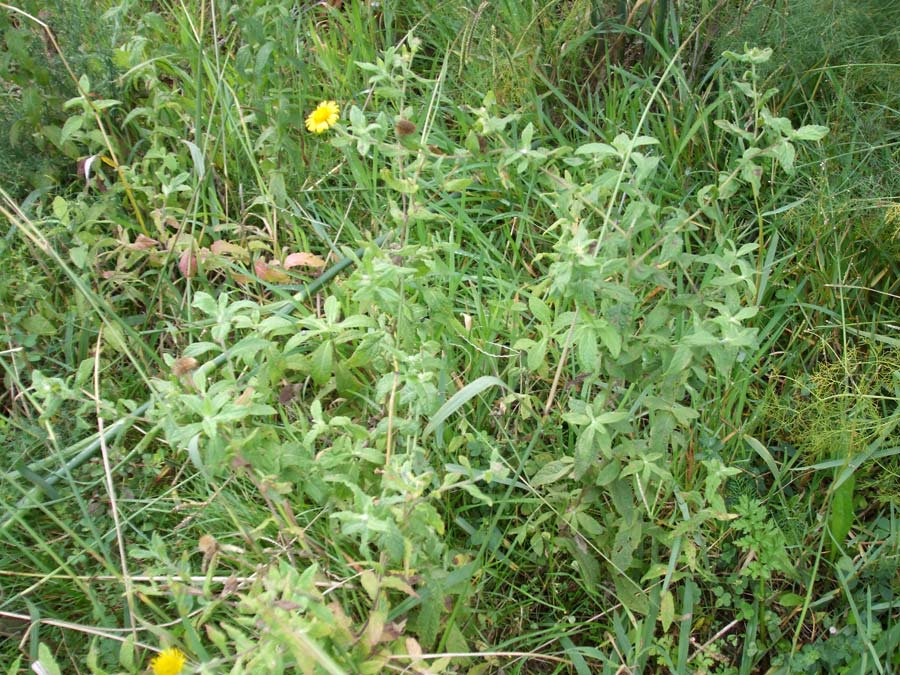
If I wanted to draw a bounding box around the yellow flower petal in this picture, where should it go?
[151,647,186,675]
[305,100,340,134]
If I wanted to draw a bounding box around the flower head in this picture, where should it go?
[305,100,340,133]
[151,647,186,675]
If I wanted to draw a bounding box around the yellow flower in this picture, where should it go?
[305,100,340,133]
[150,647,186,675]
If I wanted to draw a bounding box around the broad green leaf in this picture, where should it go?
[68,245,89,269]
[59,115,83,145]
[597,322,622,358]
[595,410,629,425]
[767,140,796,174]
[777,592,806,608]
[531,458,573,486]
[444,177,473,192]
[118,635,135,670]
[423,376,510,436]
[595,459,620,486]
[22,314,56,336]
[740,160,762,196]
[310,340,333,385]
[828,473,855,558]
[182,139,206,178]
[574,429,599,480]
[714,119,753,142]
[660,590,675,632]
[36,644,62,675]
[744,435,780,480]
[527,338,547,371]
[575,325,598,371]
[575,142,617,159]
[792,124,829,141]
[528,294,552,324]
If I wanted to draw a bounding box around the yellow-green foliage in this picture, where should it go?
[765,344,900,464]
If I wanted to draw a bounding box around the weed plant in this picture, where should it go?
[1,1,898,674]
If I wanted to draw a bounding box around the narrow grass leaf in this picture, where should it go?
[559,636,592,675]
[423,376,510,437]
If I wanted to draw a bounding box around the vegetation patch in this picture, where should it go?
[1,1,898,674]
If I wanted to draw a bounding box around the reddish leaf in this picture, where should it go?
[129,234,159,250]
[178,248,209,278]
[284,252,327,269]
[254,258,290,283]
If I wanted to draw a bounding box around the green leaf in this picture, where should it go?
[52,196,68,222]
[714,119,753,142]
[595,460,620,486]
[828,473,855,558]
[118,635,135,670]
[574,142,617,159]
[768,140,796,174]
[444,177,473,192]
[740,160,762,196]
[530,458,573,486]
[723,46,773,64]
[310,340,333,385]
[22,314,56,336]
[423,376,510,436]
[528,294,552,324]
[717,171,740,200]
[792,124,829,141]
[660,590,675,632]
[520,122,534,149]
[744,435,780,481]
[595,410,629,425]
[777,592,806,608]
[68,245,89,269]
[416,584,444,649]
[597,321,622,358]
[182,140,206,179]
[255,41,276,75]
[574,429,598,480]
[559,637,592,675]
[59,115,83,145]
[36,644,62,675]
[527,337,547,371]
